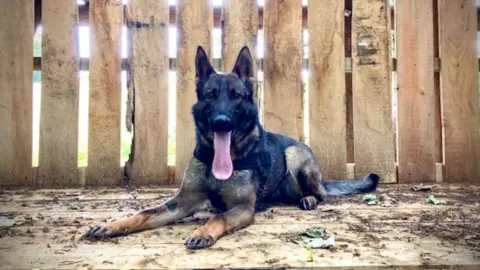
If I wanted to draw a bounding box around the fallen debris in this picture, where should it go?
[306,247,314,262]
[306,235,336,249]
[420,252,431,261]
[294,227,336,249]
[378,194,397,206]
[464,233,480,247]
[58,259,83,265]
[363,194,377,205]
[426,195,444,205]
[301,227,325,238]
[412,184,435,192]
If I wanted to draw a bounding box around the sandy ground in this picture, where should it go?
[0,184,480,269]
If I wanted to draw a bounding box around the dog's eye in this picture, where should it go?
[205,92,215,100]
[232,92,242,100]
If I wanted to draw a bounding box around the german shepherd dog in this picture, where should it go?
[85,46,379,249]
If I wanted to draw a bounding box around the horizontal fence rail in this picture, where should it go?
[0,0,479,188]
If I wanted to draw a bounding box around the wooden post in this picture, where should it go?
[263,0,303,140]
[438,0,480,183]
[126,0,170,185]
[352,0,396,183]
[0,0,34,187]
[221,0,258,100]
[88,0,123,186]
[175,0,213,183]
[396,0,437,183]
[39,0,80,187]
[308,0,347,180]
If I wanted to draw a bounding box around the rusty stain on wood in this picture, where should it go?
[39,0,80,187]
[308,0,347,179]
[126,0,170,185]
[0,0,34,187]
[87,0,123,186]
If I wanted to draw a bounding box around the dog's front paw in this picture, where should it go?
[300,196,318,210]
[184,233,215,249]
[84,225,127,240]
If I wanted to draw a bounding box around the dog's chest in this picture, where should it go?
[202,170,257,210]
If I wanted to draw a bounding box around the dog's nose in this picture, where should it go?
[212,115,232,131]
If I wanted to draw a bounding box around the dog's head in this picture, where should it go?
[192,46,259,180]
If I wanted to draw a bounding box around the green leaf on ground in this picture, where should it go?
[300,227,325,238]
[426,195,443,205]
[363,194,377,205]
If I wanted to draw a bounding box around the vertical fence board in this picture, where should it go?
[438,0,479,183]
[88,0,123,186]
[126,0,169,185]
[263,0,303,140]
[396,0,436,183]
[175,0,213,183]
[39,0,80,187]
[308,0,347,180]
[0,0,34,187]
[352,0,396,183]
[221,0,258,79]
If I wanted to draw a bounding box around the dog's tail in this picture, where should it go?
[323,173,379,196]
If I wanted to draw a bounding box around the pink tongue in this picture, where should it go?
[212,132,233,180]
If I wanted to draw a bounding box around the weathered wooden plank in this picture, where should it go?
[263,0,303,140]
[126,0,169,185]
[39,0,80,187]
[438,0,480,183]
[0,0,34,187]
[88,0,123,186]
[221,0,258,101]
[352,0,396,183]
[308,0,347,179]
[175,0,213,183]
[2,240,478,270]
[396,0,436,183]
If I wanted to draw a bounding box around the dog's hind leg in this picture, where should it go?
[285,145,327,211]
[85,158,208,240]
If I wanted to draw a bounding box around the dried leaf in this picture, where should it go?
[306,247,314,262]
[300,227,325,238]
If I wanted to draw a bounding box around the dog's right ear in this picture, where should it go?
[195,46,215,82]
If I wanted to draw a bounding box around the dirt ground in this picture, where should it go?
[0,184,480,269]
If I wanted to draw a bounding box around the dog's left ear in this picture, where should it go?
[232,46,254,81]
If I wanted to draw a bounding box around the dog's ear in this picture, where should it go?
[232,46,253,80]
[195,46,215,82]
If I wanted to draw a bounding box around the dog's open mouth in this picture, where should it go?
[212,131,233,180]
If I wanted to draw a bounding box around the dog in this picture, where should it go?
[85,46,379,249]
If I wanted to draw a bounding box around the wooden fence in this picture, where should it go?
[0,0,479,188]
